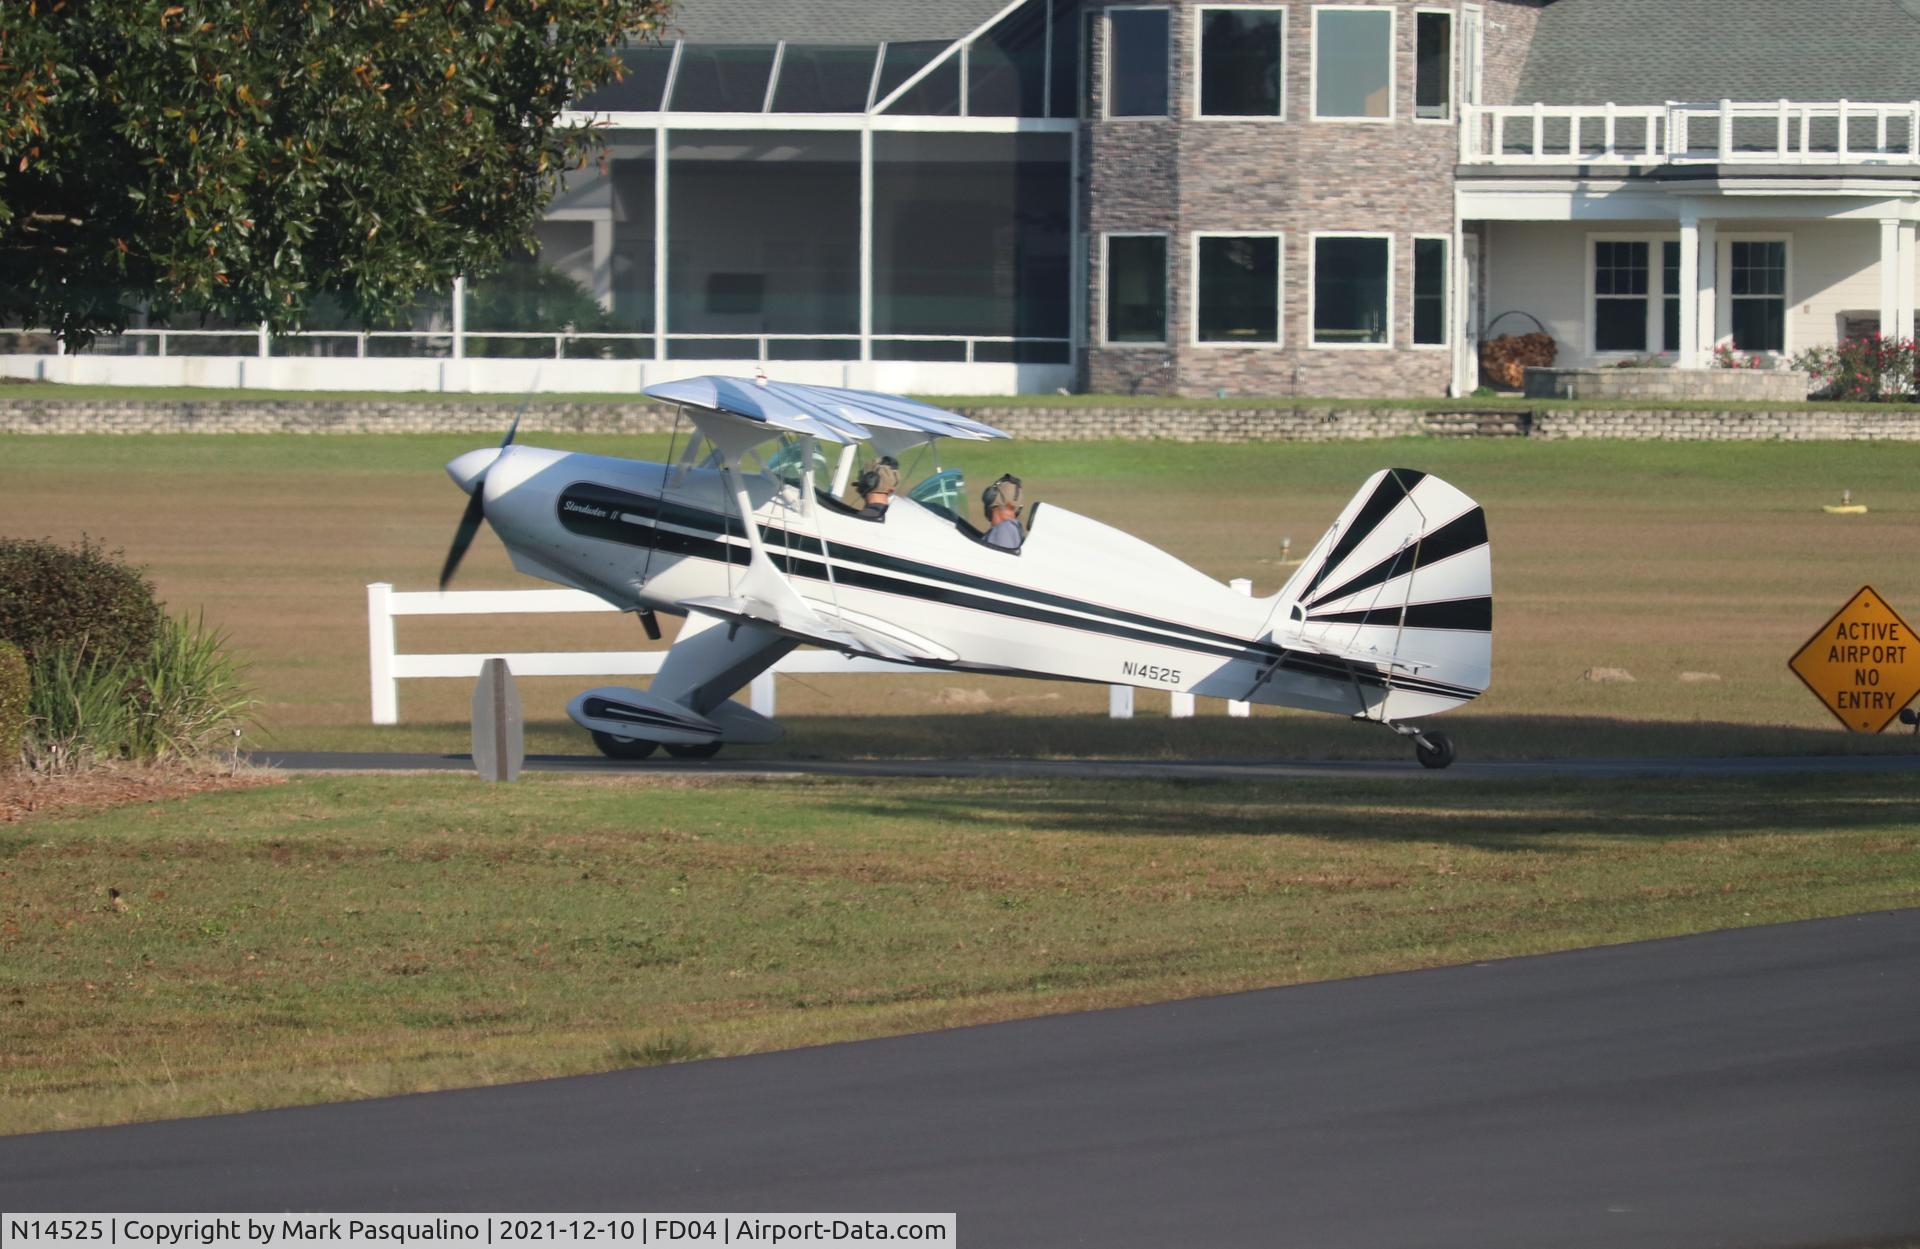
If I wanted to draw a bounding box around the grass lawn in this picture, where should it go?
[2,434,1917,756]
[4,770,1917,1135]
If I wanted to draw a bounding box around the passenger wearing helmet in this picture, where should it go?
[852,455,900,521]
[982,473,1024,551]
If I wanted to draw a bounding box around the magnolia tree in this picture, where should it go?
[0,0,669,347]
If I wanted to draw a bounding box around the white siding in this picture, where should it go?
[1482,218,1908,369]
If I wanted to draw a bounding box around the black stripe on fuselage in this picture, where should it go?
[1305,596,1493,633]
[553,483,1482,701]
[559,481,1283,661]
[1305,506,1489,610]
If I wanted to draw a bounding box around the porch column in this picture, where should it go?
[1899,220,1918,341]
[591,219,615,312]
[1879,218,1901,337]
[1694,220,1718,362]
[1677,214,1701,367]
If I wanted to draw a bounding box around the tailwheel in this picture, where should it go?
[663,741,724,760]
[1414,731,1456,770]
[591,732,659,761]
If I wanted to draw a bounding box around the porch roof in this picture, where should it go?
[1516,0,1920,107]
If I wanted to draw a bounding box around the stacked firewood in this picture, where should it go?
[1479,332,1557,390]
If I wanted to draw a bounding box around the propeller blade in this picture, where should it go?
[501,411,522,449]
[439,489,487,590]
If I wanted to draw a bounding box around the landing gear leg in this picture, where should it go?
[1379,720,1457,770]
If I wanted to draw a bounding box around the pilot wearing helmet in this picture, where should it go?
[853,455,900,521]
[982,473,1024,551]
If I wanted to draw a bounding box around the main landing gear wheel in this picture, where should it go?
[1414,731,1456,770]
[591,732,658,761]
[663,741,724,760]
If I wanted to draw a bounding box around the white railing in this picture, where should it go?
[1461,99,1920,167]
[70,328,1071,365]
[367,582,1253,726]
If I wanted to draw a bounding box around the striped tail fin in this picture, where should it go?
[1273,468,1493,718]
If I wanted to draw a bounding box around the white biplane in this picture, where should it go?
[439,377,1492,768]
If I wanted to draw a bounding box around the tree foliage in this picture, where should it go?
[0,0,670,347]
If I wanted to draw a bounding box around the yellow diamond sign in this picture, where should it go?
[1789,586,1920,733]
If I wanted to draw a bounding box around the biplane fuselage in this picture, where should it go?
[440,378,1492,765]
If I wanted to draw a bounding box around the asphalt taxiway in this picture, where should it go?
[5,911,1917,1248]
[252,749,1920,782]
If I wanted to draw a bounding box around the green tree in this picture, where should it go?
[0,0,670,347]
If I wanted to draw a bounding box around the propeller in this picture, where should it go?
[437,411,524,591]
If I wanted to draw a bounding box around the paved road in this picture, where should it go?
[254,749,1920,782]
[6,911,1918,1248]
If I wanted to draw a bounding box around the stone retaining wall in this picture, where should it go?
[1525,366,1812,404]
[3,396,1920,441]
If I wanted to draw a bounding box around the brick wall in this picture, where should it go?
[1080,0,1464,401]
[1478,0,1546,107]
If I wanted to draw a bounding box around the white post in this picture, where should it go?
[1717,98,1733,161]
[750,670,776,717]
[451,276,466,360]
[1776,99,1789,160]
[1678,212,1701,367]
[368,582,399,726]
[1880,217,1901,336]
[1108,685,1134,719]
[1170,691,1195,718]
[1229,578,1253,718]
[1839,99,1851,160]
[1531,102,1544,159]
[1603,102,1617,160]
[256,322,269,360]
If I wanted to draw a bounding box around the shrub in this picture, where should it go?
[0,536,163,667]
[1791,334,1920,401]
[1711,343,1764,370]
[25,613,255,771]
[0,640,26,767]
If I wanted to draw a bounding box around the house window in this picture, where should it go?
[1106,234,1169,343]
[1594,240,1649,353]
[1313,7,1393,121]
[1413,236,1447,345]
[1107,8,1170,117]
[1198,7,1284,118]
[1662,241,1681,353]
[1730,241,1787,352]
[1196,235,1282,343]
[1414,11,1452,120]
[1313,234,1391,346]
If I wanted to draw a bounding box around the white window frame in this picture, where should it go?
[1193,5,1288,121]
[1460,4,1484,108]
[1411,7,1454,125]
[1191,231,1286,347]
[1410,232,1450,349]
[1721,233,1793,357]
[1101,230,1173,347]
[1309,231,1395,349]
[1310,5,1397,124]
[1103,5,1174,120]
[1585,232,1664,359]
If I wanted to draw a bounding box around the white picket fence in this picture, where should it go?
[366,582,1253,725]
